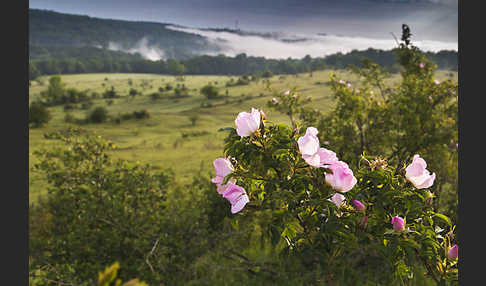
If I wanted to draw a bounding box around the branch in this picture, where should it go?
[145,238,160,273]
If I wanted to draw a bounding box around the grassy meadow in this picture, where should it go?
[29,70,458,204]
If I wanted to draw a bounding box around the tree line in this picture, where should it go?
[29,48,457,81]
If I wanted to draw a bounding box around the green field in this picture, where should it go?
[29,70,458,203]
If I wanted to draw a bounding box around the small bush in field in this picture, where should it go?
[88,107,108,123]
[29,101,51,128]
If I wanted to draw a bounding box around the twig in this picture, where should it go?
[145,238,160,273]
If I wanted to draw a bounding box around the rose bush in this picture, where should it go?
[209,105,458,285]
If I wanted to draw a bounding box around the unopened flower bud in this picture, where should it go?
[360,215,368,228]
[352,200,365,212]
[425,191,434,206]
[391,216,405,232]
[448,244,458,260]
[259,110,266,120]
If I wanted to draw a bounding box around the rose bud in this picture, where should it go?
[391,216,405,232]
[425,191,434,206]
[259,110,266,120]
[351,200,365,212]
[360,215,369,228]
[448,244,458,260]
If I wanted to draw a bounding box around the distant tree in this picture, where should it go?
[261,69,273,78]
[88,107,108,123]
[167,59,185,76]
[42,75,65,105]
[29,101,51,128]
[129,88,138,97]
[103,86,117,98]
[188,114,199,126]
[200,84,219,99]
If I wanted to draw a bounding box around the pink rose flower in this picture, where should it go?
[211,157,235,194]
[339,79,345,84]
[284,90,290,95]
[235,108,261,137]
[428,96,433,102]
[298,127,320,157]
[351,200,365,211]
[272,97,278,104]
[323,141,330,145]
[330,193,346,208]
[355,89,360,94]
[448,244,458,260]
[405,154,436,189]
[317,147,339,167]
[419,63,425,68]
[346,83,351,88]
[325,161,357,192]
[222,182,250,214]
[391,216,405,232]
[434,79,440,85]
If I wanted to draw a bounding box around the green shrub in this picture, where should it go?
[29,101,51,128]
[88,107,108,123]
[200,84,219,99]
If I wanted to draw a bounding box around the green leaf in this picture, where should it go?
[433,213,451,227]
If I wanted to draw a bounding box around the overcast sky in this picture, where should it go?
[29,0,458,44]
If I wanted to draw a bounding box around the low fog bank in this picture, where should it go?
[106,37,166,61]
[167,25,457,60]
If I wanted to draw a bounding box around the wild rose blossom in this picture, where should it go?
[211,157,235,194]
[298,127,338,168]
[346,83,352,88]
[448,244,458,260]
[391,216,405,232]
[434,79,440,85]
[222,182,250,214]
[351,200,365,212]
[235,108,261,137]
[297,127,320,157]
[325,161,357,192]
[330,193,346,208]
[419,63,425,68]
[405,154,436,189]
